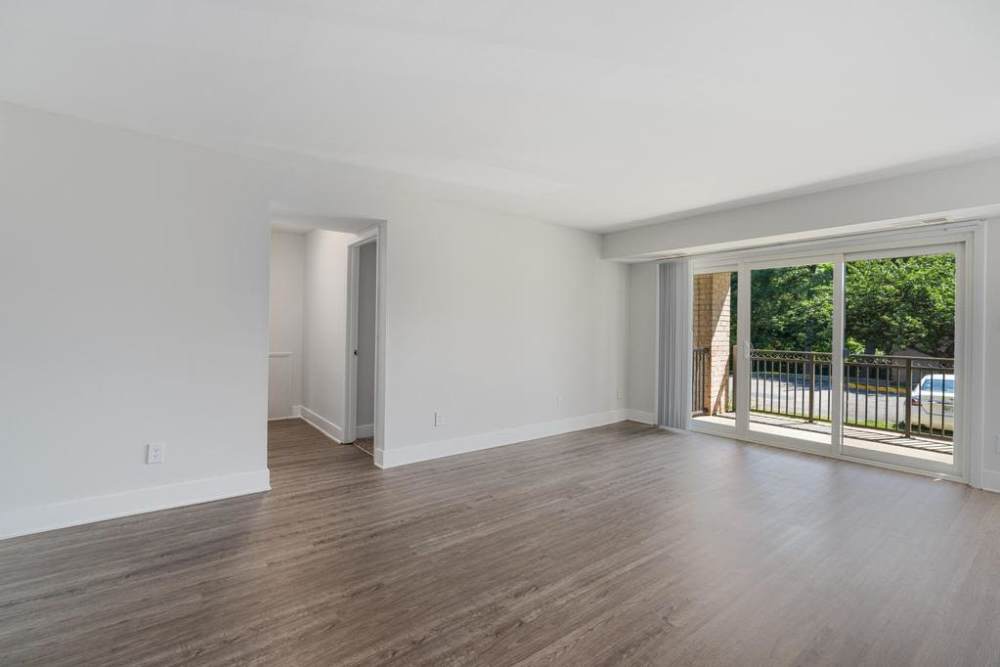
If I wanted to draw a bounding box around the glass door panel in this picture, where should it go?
[747,262,834,447]
[841,250,957,470]
[690,270,737,430]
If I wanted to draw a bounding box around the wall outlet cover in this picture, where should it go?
[146,443,165,464]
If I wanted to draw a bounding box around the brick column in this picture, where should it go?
[693,273,732,415]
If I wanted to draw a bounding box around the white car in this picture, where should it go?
[909,374,954,432]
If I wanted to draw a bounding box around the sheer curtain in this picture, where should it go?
[657,260,692,429]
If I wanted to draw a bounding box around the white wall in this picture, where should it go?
[981,220,1000,488]
[626,263,658,423]
[301,229,353,440]
[268,231,305,419]
[355,241,377,432]
[0,101,629,536]
[379,203,629,466]
[0,103,271,537]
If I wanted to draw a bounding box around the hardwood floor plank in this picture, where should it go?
[2,419,1000,665]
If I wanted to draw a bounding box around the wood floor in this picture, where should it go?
[3,420,1000,665]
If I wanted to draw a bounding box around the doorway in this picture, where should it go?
[344,234,379,458]
[266,218,385,468]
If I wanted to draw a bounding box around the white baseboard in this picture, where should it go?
[356,423,374,438]
[298,405,343,443]
[625,410,656,425]
[0,469,270,540]
[379,409,629,468]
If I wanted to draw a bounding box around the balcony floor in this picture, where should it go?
[692,412,953,465]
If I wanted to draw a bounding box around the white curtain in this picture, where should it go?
[657,260,692,429]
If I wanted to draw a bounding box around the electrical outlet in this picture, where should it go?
[617,389,624,401]
[555,394,562,407]
[146,443,165,464]
[434,411,444,427]
[995,434,1000,456]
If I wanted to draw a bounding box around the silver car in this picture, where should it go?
[909,374,955,432]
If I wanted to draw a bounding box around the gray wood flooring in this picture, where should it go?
[2,419,1000,665]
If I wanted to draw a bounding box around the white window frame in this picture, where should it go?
[680,222,984,485]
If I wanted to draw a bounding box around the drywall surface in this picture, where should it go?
[355,241,377,430]
[0,103,271,537]
[268,231,306,418]
[626,263,658,421]
[302,230,353,438]
[980,219,1000,486]
[379,201,629,464]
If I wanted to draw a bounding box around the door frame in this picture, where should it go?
[684,222,982,484]
[343,226,385,462]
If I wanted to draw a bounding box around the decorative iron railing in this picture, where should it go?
[693,348,955,441]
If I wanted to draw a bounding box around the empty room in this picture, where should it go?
[2,2,1000,665]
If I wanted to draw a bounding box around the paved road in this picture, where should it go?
[726,375,951,432]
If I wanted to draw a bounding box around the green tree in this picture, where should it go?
[750,264,833,352]
[728,253,955,356]
[845,254,954,356]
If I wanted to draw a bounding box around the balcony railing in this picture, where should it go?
[693,348,955,441]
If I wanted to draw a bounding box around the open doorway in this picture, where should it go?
[343,234,378,457]
[266,217,383,467]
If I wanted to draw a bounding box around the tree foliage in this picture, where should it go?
[729,254,955,356]
[844,255,955,356]
[747,264,834,352]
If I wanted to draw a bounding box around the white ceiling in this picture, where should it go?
[2,0,999,232]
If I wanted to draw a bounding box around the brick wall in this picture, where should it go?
[692,272,732,414]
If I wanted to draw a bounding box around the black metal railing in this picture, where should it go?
[842,353,954,439]
[693,348,955,441]
[748,349,833,423]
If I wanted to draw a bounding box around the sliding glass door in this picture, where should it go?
[689,238,964,479]
[746,259,836,448]
[839,246,959,473]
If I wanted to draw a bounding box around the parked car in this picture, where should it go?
[909,374,954,432]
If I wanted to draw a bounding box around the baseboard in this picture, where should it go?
[356,423,374,438]
[298,405,343,443]
[625,410,656,425]
[379,409,629,468]
[0,469,271,540]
